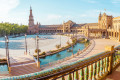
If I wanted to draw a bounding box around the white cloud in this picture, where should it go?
[47,14,62,20]
[80,14,87,17]
[40,14,62,24]
[38,9,120,25]
[0,0,21,24]
[88,0,96,3]
[78,9,120,18]
[0,0,19,18]
[112,0,120,3]
[83,0,97,3]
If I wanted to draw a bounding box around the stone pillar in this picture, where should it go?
[117,32,118,40]
[37,61,40,67]
[113,31,115,39]
[87,31,89,38]
[116,32,117,39]
[105,45,114,51]
[95,32,96,36]
[119,29,120,42]
[9,67,11,73]
[105,31,107,38]
[87,26,90,38]
[105,45,114,74]
[63,22,65,33]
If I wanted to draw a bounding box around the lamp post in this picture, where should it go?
[72,44,74,57]
[60,34,61,47]
[36,36,40,67]
[6,37,10,66]
[5,36,7,58]
[76,27,78,39]
[25,34,27,55]
[68,35,69,42]
[12,27,14,37]
[6,36,11,73]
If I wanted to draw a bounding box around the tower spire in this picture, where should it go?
[30,5,32,10]
[28,6,34,27]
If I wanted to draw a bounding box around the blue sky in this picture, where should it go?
[0,0,120,25]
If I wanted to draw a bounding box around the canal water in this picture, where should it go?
[40,43,85,65]
[0,64,8,74]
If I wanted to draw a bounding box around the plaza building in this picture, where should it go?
[27,7,120,41]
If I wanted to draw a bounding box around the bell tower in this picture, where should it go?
[28,6,34,27]
[98,12,102,29]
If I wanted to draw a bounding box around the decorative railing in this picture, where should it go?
[1,44,120,80]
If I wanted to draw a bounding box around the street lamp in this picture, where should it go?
[76,27,78,39]
[12,27,14,37]
[6,36,10,67]
[60,34,61,47]
[25,34,27,55]
[72,44,74,57]
[36,35,40,67]
[5,36,7,58]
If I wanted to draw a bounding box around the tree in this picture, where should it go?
[0,22,28,36]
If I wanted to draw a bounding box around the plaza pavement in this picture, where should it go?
[104,64,120,80]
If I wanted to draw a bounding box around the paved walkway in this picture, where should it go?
[104,64,120,80]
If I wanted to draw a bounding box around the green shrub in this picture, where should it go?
[56,44,61,49]
[0,59,7,62]
[41,52,46,55]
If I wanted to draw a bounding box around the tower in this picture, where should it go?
[28,6,34,27]
[63,21,65,33]
[98,12,102,21]
[98,12,102,29]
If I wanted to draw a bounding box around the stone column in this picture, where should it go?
[9,67,11,73]
[105,31,108,38]
[105,45,114,74]
[87,26,90,38]
[37,61,40,67]
[119,29,120,42]
[113,31,115,39]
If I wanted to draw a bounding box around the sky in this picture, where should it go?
[0,0,120,25]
